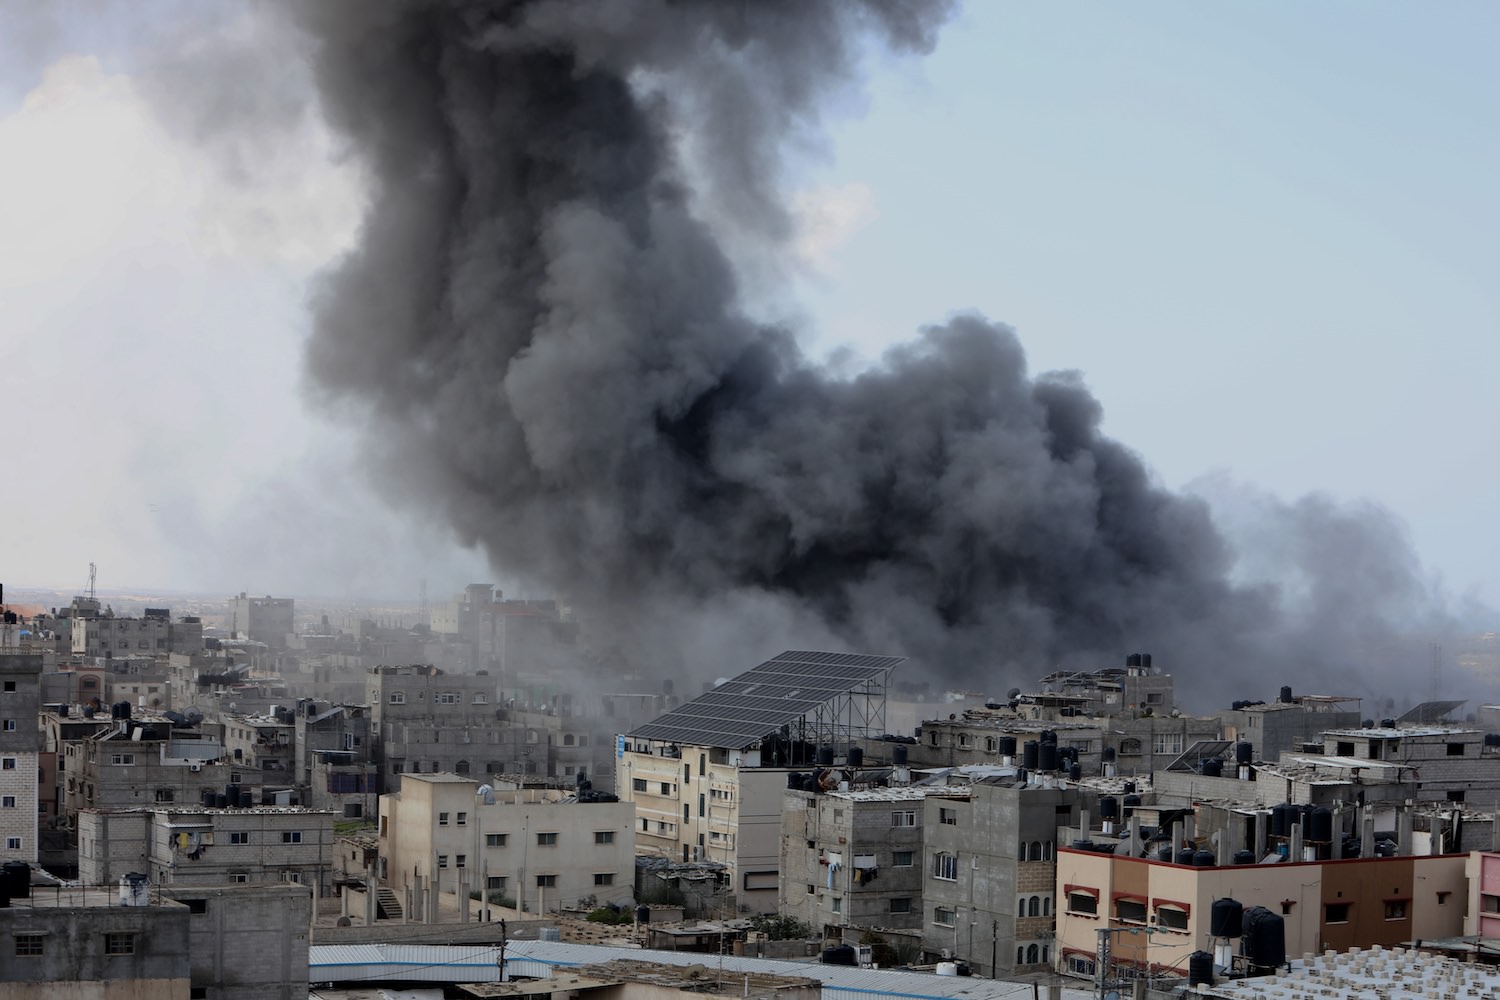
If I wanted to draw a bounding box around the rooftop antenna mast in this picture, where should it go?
[86,562,96,601]
[419,578,428,627]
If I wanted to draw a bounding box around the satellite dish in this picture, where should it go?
[1007,688,1021,700]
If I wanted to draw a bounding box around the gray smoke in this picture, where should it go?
[283,0,1475,704]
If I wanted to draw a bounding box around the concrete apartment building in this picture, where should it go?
[78,804,336,893]
[1053,846,1467,980]
[379,773,635,917]
[366,664,500,790]
[779,782,968,939]
[226,593,295,650]
[620,651,907,914]
[430,584,574,673]
[921,778,1102,978]
[221,711,295,779]
[0,653,43,864]
[1316,725,1500,807]
[160,882,311,1000]
[72,607,203,659]
[1219,690,1362,760]
[1036,654,1174,716]
[0,884,192,999]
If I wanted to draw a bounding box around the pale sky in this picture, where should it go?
[2,3,1497,608]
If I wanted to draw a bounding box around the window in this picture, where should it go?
[933,852,959,881]
[1385,900,1408,920]
[832,896,842,914]
[456,855,466,868]
[438,855,449,868]
[456,812,467,826]
[536,874,557,888]
[110,754,135,766]
[933,906,956,927]
[633,778,648,793]
[594,873,614,886]
[1067,891,1098,915]
[6,837,20,850]
[186,899,208,914]
[281,831,303,844]
[1,682,12,693]
[1336,741,1356,756]
[2,720,14,732]
[660,782,673,795]
[2,759,16,770]
[890,897,912,914]
[1119,738,1142,756]
[1325,902,1351,923]
[1026,944,1040,965]
[1067,955,1097,976]
[891,810,916,827]
[1027,895,1041,917]
[1116,898,1147,923]
[105,933,135,956]
[0,796,13,808]
[537,832,558,846]
[438,692,460,704]
[486,834,507,847]
[389,692,405,704]
[439,812,449,826]
[893,850,914,867]
[487,876,507,890]
[343,803,363,819]
[455,760,471,774]
[595,831,615,845]
[958,734,971,749]
[807,883,816,895]
[230,832,250,845]
[1156,906,1189,931]
[230,872,248,883]
[939,807,957,826]
[14,934,43,956]
[192,989,208,999]
[1448,742,1466,757]
[1153,733,1184,755]
[1447,790,1467,803]
[155,789,174,803]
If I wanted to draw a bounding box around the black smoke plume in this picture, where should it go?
[284,0,1472,705]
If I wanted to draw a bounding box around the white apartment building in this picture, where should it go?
[380,773,635,916]
[0,654,42,863]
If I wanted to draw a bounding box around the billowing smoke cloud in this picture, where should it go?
[282,0,1476,704]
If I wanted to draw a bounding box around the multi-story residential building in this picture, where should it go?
[379,773,635,917]
[429,584,574,674]
[779,781,968,939]
[1053,844,1467,981]
[1315,725,1500,807]
[226,593,295,650]
[921,778,1100,978]
[0,883,192,998]
[78,804,336,894]
[1219,690,1361,760]
[72,607,203,658]
[1036,654,1175,716]
[0,653,43,864]
[366,665,499,790]
[160,882,311,1000]
[221,711,296,779]
[620,650,907,914]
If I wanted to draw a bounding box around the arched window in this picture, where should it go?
[1042,896,1051,916]
[1028,895,1041,917]
[985,737,997,753]
[1120,737,1143,756]
[1043,841,1053,861]
[1028,841,1043,861]
[1017,946,1025,965]
[1041,946,1049,964]
[455,760,470,774]
[1026,944,1039,965]
[487,761,502,774]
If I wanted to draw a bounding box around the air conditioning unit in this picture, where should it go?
[940,949,953,960]
[189,764,203,772]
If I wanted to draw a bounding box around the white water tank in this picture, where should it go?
[936,962,959,977]
[118,872,149,907]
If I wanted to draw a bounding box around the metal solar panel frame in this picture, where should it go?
[627,650,905,750]
[1397,700,1466,724]
[1164,739,1234,773]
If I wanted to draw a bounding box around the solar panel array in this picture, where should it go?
[628,650,905,749]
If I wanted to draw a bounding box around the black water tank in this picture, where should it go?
[1176,849,1196,865]
[1068,763,1082,782]
[1202,758,1224,778]
[1123,794,1141,809]
[3,862,30,900]
[1236,742,1253,765]
[787,772,804,790]
[1309,806,1334,843]
[239,789,253,809]
[1072,840,1095,853]
[636,904,650,923]
[1100,796,1119,819]
[817,746,834,767]
[1141,653,1153,669]
[215,794,228,809]
[1363,719,1376,730]
[1022,741,1039,770]
[1101,747,1117,763]
[1279,686,1293,704]
[1271,802,1292,838]
[1188,951,1214,987]
[1127,653,1141,667]
[998,736,1017,756]
[847,746,864,768]
[1380,718,1396,729]
[821,944,857,966]
[1242,906,1286,970]
[1193,850,1216,867]
[893,745,908,766]
[83,706,95,719]
[1038,743,1059,772]
[1233,849,1256,865]
[120,701,132,719]
[201,789,215,807]
[225,785,240,807]
[0,883,8,908]
[1211,898,1244,937]
[1157,845,1173,861]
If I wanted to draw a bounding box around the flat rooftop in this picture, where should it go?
[1197,945,1500,998]
[1321,726,1478,739]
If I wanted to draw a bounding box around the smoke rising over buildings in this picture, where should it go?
[281,0,1472,702]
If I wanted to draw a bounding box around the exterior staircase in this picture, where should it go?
[375,886,402,920]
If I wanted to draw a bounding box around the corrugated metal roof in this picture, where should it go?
[309,942,1095,999]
